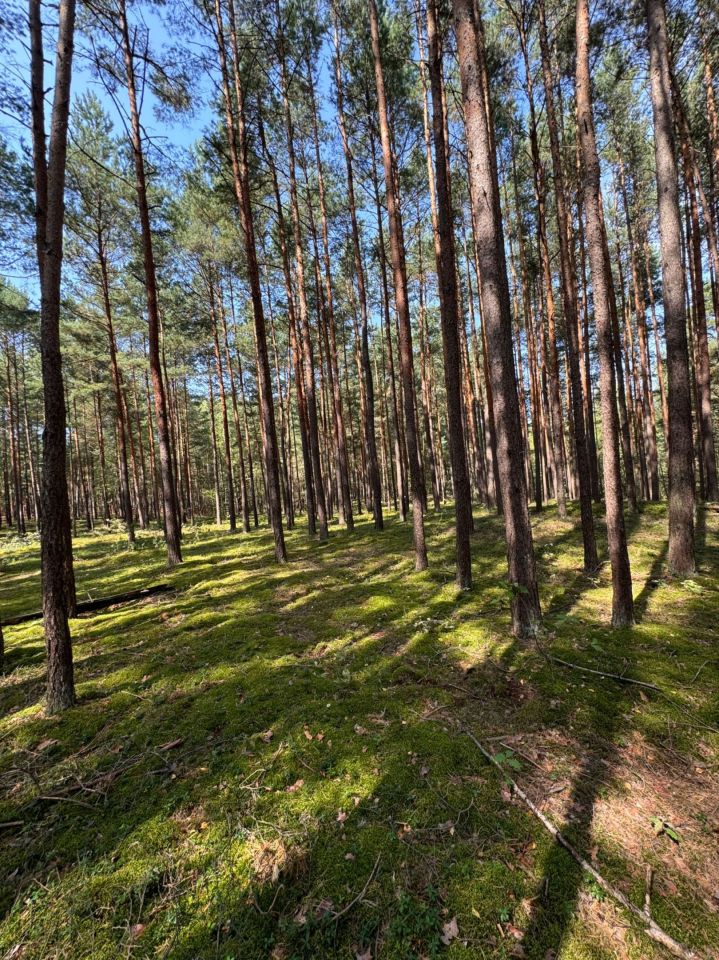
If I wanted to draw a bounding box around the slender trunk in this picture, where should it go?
[332,11,383,528]
[209,274,237,531]
[29,0,77,712]
[118,0,181,565]
[207,361,222,525]
[426,0,471,587]
[275,3,328,543]
[307,52,353,531]
[677,124,718,500]
[369,0,427,570]
[576,0,634,625]
[537,0,598,569]
[215,0,286,560]
[646,0,695,573]
[453,0,541,635]
[99,232,135,543]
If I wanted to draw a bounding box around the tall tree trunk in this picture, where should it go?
[214,0,286,560]
[368,120,408,520]
[617,158,661,501]
[221,278,251,532]
[332,9,383,529]
[677,124,719,500]
[426,0,472,588]
[307,52,354,531]
[98,231,135,544]
[275,2,328,543]
[207,361,223,525]
[537,0,598,570]
[646,0,696,574]
[118,0,181,566]
[576,0,634,625]
[209,273,237,532]
[29,0,77,712]
[368,0,427,570]
[514,10,567,519]
[453,0,541,635]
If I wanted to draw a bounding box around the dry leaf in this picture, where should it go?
[158,738,183,751]
[336,810,347,823]
[355,948,372,960]
[35,738,58,752]
[286,778,304,793]
[260,730,274,743]
[440,917,459,945]
[314,898,334,918]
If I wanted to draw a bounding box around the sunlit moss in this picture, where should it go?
[1,505,717,958]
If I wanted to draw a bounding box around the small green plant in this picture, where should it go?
[492,750,522,773]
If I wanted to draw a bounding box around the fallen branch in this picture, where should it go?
[546,655,661,692]
[329,854,381,923]
[3,584,174,627]
[447,718,696,960]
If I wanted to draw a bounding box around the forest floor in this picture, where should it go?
[1,503,718,960]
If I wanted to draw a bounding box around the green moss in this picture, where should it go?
[1,505,717,958]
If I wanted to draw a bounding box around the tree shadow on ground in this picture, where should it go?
[0,505,717,959]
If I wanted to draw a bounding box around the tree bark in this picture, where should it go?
[368,0,427,570]
[118,0,182,566]
[274,1,328,543]
[29,0,77,712]
[332,10,383,529]
[576,0,634,625]
[453,0,541,635]
[214,0,286,560]
[426,0,472,588]
[646,0,696,574]
[537,0,598,570]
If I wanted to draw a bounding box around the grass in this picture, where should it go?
[1,502,718,959]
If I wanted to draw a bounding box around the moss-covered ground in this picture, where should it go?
[1,503,718,959]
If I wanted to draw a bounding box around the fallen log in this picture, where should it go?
[2,583,173,627]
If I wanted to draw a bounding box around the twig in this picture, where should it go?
[251,882,284,916]
[645,865,654,917]
[0,820,23,829]
[547,655,661,691]
[37,794,97,810]
[445,718,696,960]
[329,854,381,923]
[688,660,711,684]
[497,740,545,772]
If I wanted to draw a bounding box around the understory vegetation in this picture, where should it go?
[2,505,717,959]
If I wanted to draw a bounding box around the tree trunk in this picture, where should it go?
[646,0,695,574]
[209,274,237,532]
[215,0,286,561]
[453,0,541,635]
[332,9,383,529]
[29,0,77,712]
[118,0,181,566]
[576,0,634,625]
[275,2,328,543]
[368,0,427,570]
[425,0,472,588]
[537,0,598,570]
